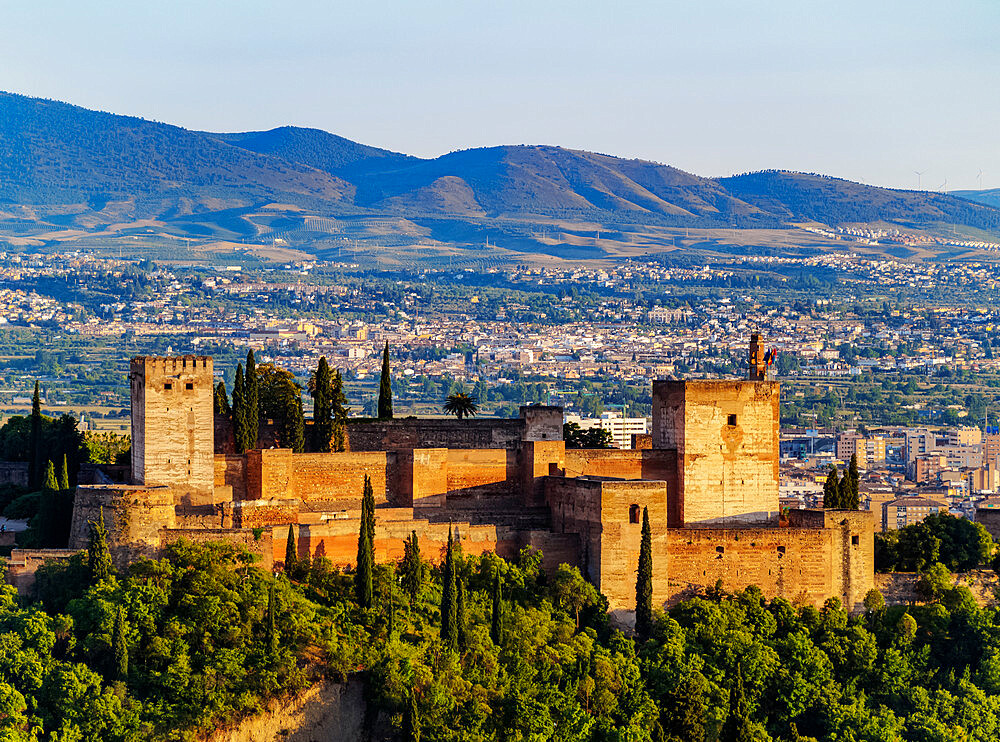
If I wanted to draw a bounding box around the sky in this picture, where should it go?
[3,0,999,191]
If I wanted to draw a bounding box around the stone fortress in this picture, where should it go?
[15,335,876,618]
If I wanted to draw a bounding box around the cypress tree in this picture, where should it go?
[284,524,298,576]
[848,453,861,510]
[281,382,306,453]
[403,687,420,742]
[355,475,375,610]
[28,381,42,490]
[245,350,260,449]
[400,530,423,610]
[490,571,504,646]
[265,580,277,654]
[823,465,840,509]
[312,357,333,452]
[377,341,393,420]
[720,668,754,742]
[440,527,458,650]
[331,369,349,452]
[838,469,851,509]
[58,453,70,491]
[636,506,654,640]
[456,575,468,651]
[387,578,396,638]
[232,363,248,453]
[88,507,113,585]
[112,607,128,681]
[42,460,58,491]
[214,380,231,416]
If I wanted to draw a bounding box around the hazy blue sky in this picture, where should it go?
[3,1,998,190]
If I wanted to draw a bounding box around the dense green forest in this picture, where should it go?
[4,520,1000,741]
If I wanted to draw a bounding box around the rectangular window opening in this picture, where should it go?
[164,382,172,390]
[727,414,737,426]
[185,382,194,390]
[851,535,860,546]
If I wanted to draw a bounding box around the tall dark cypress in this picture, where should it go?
[214,380,231,416]
[28,381,42,490]
[440,527,457,649]
[331,369,349,452]
[635,506,653,640]
[312,356,333,452]
[265,580,277,654]
[720,668,753,742]
[490,571,504,646]
[87,507,113,585]
[838,470,851,510]
[232,364,248,453]
[456,574,468,651]
[284,524,298,576]
[848,453,861,510]
[823,465,840,509]
[281,382,306,453]
[355,475,375,610]
[377,341,393,420]
[245,350,260,449]
[112,608,128,681]
[58,453,70,491]
[403,687,421,742]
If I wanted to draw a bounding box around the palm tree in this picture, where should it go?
[443,393,479,420]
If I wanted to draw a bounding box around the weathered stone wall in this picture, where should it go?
[654,380,779,527]
[5,549,79,594]
[519,440,566,506]
[275,509,502,568]
[131,356,215,506]
[564,449,676,484]
[224,500,301,530]
[246,449,393,506]
[346,418,526,451]
[214,455,246,502]
[0,461,28,487]
[876,569,1000,607]
[68,484,176,566]
[520,406,564,441]
[446,449,516,498]
[976,508,1000,541]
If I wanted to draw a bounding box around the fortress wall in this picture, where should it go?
[245,449,393,505]
[564,449,676,484]
[446,449,516,498]
[275,514,501,568]
[346,419,526,451]
[0,461,28,487]
[654,380,780,527]
[520,440,566,506]
[215,455,246,501]
[69,484,176,565]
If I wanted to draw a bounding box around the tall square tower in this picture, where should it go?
[653,379,779,527]
[130,356,215,506]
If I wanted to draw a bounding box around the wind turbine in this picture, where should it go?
[914,171,925,189]
[978,170,984,190]
[936,178,948,192]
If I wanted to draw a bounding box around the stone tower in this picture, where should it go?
[130,356,215,506]
[653,333,780,527]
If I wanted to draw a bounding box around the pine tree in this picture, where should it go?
[331,369,349,452]
[636,506,653,641]
[42,460,58,491]
[58,453,70,491]
[377,341,393,420]
[281,382,306,453]
[88,507,113,585]
[403,687,420,742]
[265,580,277,655]
[245,350,260,449]
[355,475,375,610]
[823,465,840,509]
[232,363,248,453]
[490,571,504,646]
[312,357,333,452]
[848,453,861,510]
[112,607,128,681]
[720,668,754,742]
[440,526,458,650]
[284,524,297,577]
[400,530,423,611]
[214,380,231,416]
[28,381,42,490]
[456,575,468,651]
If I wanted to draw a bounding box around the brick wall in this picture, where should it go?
[246,449,393,507]
[446,449,517,498]
[564,449,676,484]
[214,455,246,501]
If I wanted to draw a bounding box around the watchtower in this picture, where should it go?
[130,356,215,506]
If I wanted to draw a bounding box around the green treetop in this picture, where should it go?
[490,570,504,646]
[823,465,840,509]
[355,475,375,610]
[112,607,128,681]
[847,453,860,509]
[87,507,113,585]
[311,356,333,452]
[42,459,58,491]
[232,363,249,453]
[440,526,458,650]
[58,453,70,491]
[214,380,231,416]
[331,369,349,452]
[284,524,297,576]
[245,350,260,449]
[29,380,42,489]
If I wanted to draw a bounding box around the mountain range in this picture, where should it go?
[1,91,998,263]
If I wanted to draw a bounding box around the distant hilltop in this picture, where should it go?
[1,90,999,262]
